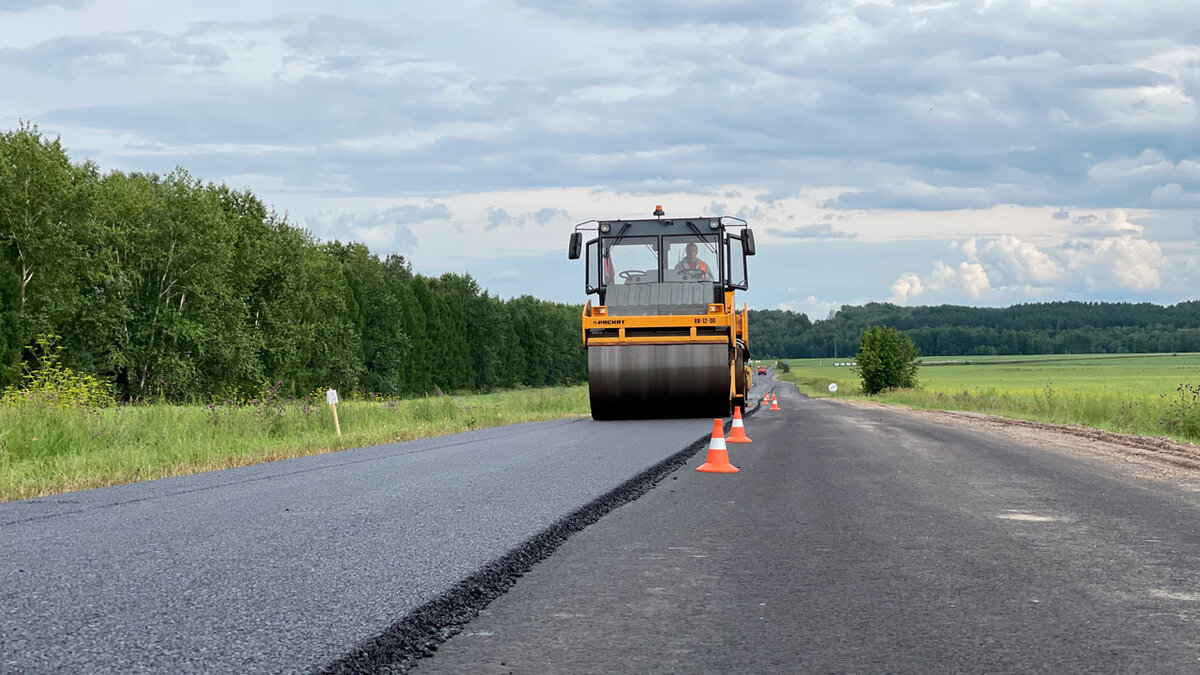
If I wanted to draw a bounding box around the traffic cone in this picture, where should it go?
[696,418,738,473]
[762,392,770,404]
[727,406,752,443]
[769,393,780,411]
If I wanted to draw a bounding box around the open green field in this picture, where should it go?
[777,353,1200,443]
[0,386,589,503]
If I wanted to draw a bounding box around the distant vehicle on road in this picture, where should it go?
[757,366,767,375]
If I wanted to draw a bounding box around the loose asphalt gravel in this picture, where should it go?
[0,393,772,673]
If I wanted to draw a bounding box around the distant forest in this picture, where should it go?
[0,124,585,400]
[749,301,1200,359]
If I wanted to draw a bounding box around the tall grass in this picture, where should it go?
[779,358,1200,444]
[0,387,589,502]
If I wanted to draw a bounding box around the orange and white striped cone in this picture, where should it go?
[769,393,780,411]
[727,406,752,443]
[696,418,738,473]
[762,392,770,404]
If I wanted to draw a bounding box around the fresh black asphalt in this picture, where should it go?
[1,411,752,673]
[418,383,1200,674]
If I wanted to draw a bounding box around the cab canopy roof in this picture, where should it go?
[595,217,729,237]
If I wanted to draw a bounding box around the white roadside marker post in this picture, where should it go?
[326,388,341,436]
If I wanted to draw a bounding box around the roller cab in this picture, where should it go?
[568,208,755,420]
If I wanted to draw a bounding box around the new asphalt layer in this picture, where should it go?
[420,383,1200,674]
[0,381,771,674]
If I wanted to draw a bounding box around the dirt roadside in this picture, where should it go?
[831,397,1200,488]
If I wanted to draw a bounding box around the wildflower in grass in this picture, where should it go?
[1160,383,1200,439]
[206,401,222,426]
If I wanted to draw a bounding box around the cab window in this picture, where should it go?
[727,234,747,289]
[663,234,719,282]
[600,236,659,285]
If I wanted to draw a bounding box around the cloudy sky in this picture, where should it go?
[3,0,1198,315]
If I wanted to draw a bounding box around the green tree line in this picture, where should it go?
[0,124,585,400]
[750,301,1200,359]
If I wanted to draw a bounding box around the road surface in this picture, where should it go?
[5,375,1200,673]
[420,384,1200,673]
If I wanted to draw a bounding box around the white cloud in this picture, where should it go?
[776,295,842,319]
[1076,208,1144,237]
[930,261,991,299]
[306,203,454,251]
[765,223,855,239]
[961,235,978,260]
[891,210,1170,303]
[827,179,995,211]
[1086,150,1200,205]
[1061,236,1166,291]
[890,261,992,304]
[1148,182,1200,206]
[889,272,924,304]
[336,122,510,154]
[980,235,1062,284]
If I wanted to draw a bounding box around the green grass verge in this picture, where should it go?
[777,353,1200,444]
[0,386,590,503]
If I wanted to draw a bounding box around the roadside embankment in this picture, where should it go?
[0,386,589,502]
[778,353,1200,446]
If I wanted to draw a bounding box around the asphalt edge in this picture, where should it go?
[315,412,756,674]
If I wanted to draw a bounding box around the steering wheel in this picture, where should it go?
[618,270,646,282]
[678,267,708,281]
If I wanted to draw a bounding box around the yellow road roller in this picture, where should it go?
[568,207,756,419]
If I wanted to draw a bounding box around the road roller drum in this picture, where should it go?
[588,344,731,419]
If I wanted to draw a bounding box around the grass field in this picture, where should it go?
[0,386,589,503]
[777,353,1200,443]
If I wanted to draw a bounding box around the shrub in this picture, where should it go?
[855,326,920,395]
[775,359,791,373]
[0,334,115,408]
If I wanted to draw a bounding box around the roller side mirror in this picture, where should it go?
[743,228,756,256]
[568,232,582,259]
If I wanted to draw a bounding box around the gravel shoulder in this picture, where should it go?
[831,396,1200,486]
